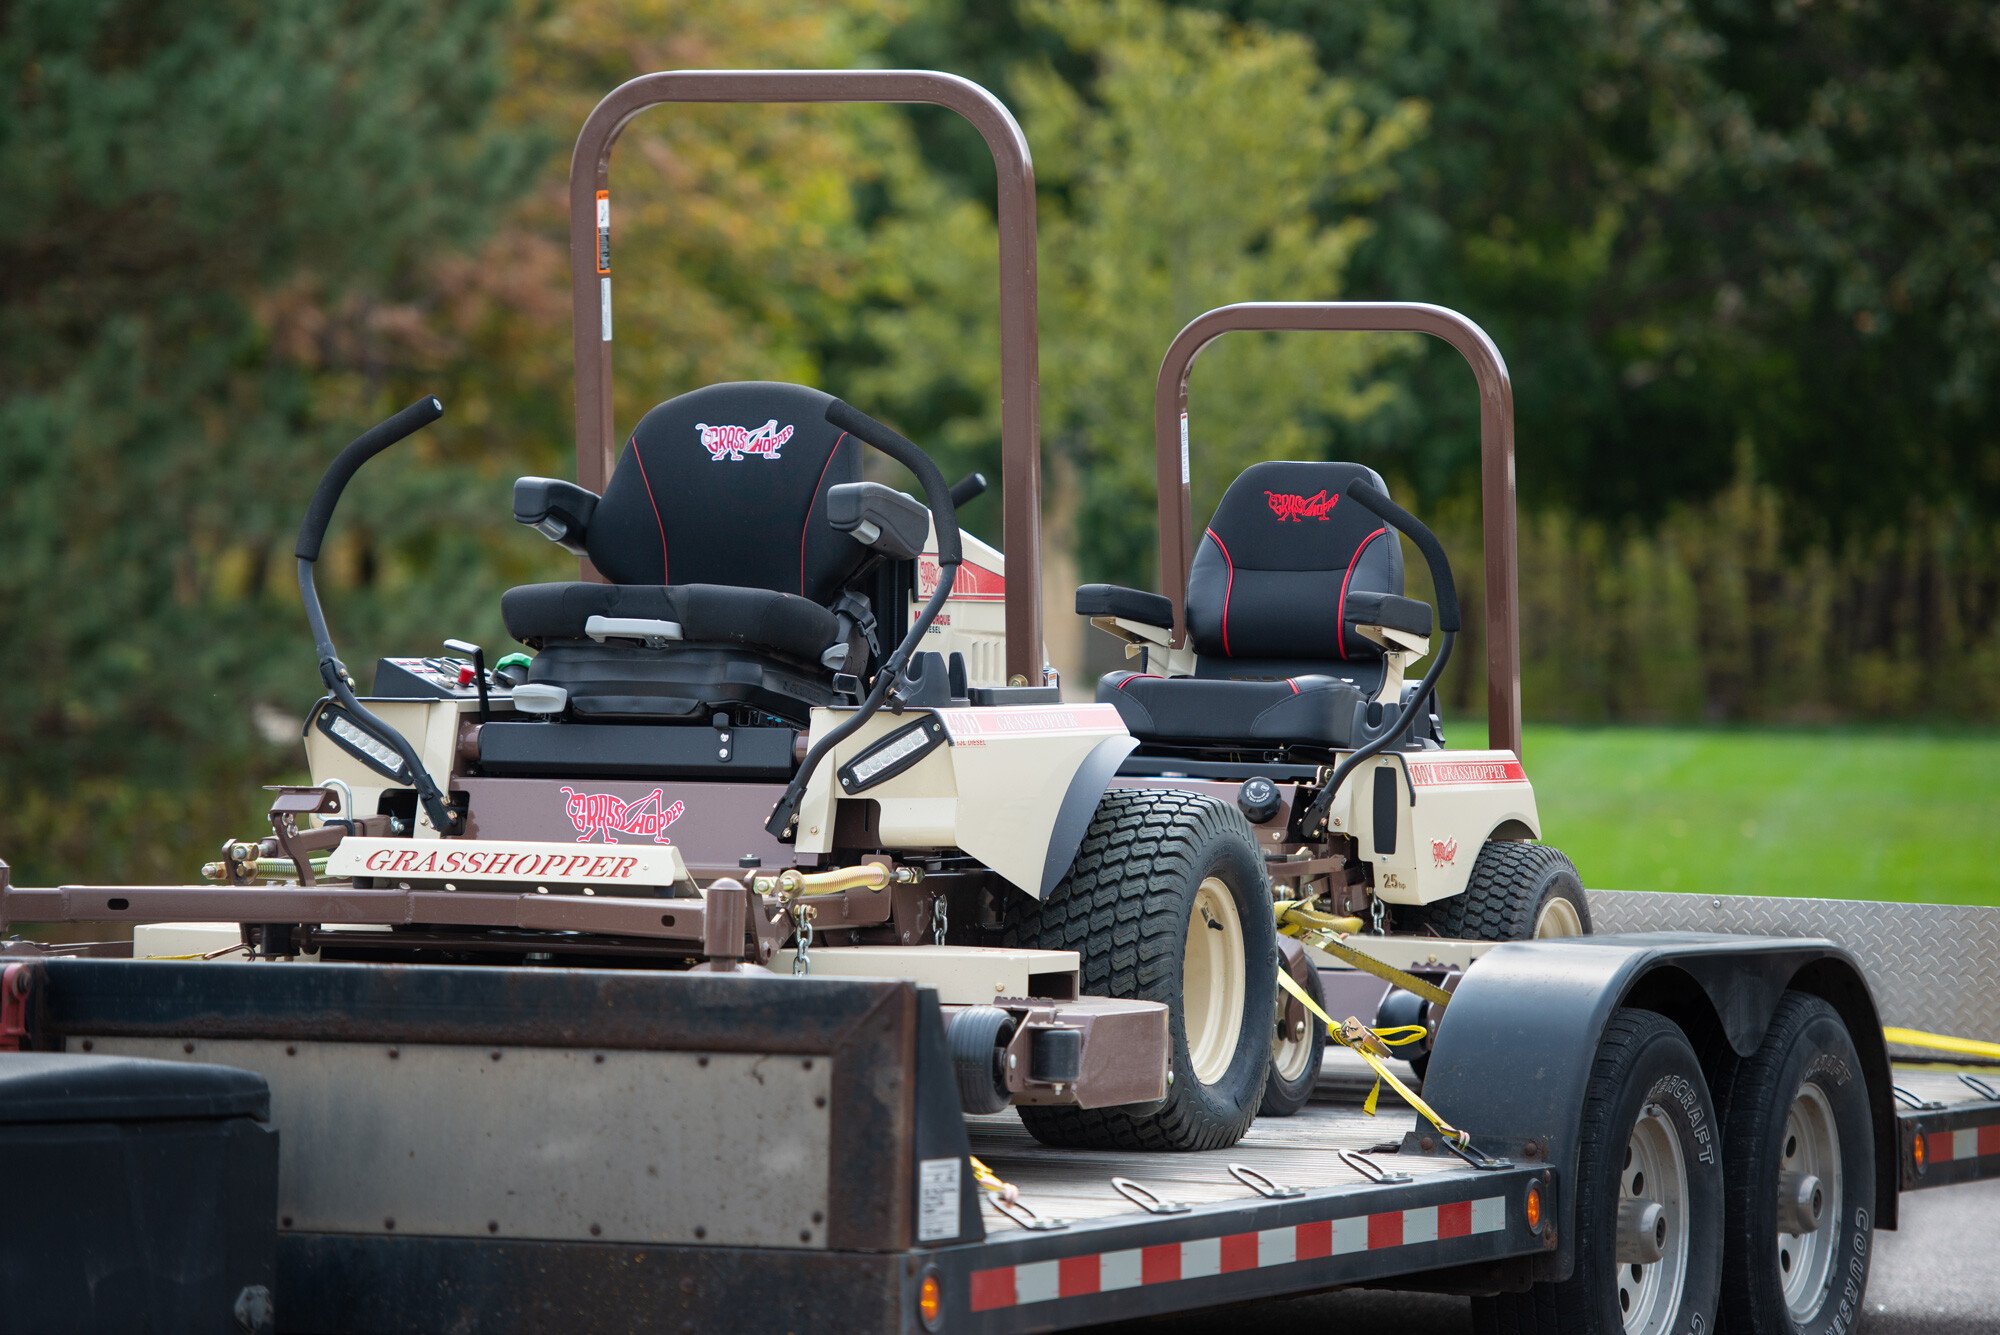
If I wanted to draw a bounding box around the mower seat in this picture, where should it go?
[1091,460,1409,753]
[502,381,872,721]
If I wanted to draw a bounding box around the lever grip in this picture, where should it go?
[1344,480,1459,634]
[824,399,961,569]
[295,396,444,561]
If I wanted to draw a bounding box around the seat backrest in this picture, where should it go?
[585,381,867,603]
[1185,460,1403,664]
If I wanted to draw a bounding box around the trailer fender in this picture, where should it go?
[1418,933,1897,1282]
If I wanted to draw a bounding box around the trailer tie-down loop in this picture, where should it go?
[1334,1149,1413,1186]
[1275,968,1469,1149]
[1274,903,1454,1010]
[1883,1025,2000,1064]
[1111,1177,1190,1215]
[969,1155,1066,1231]
[1229,1163,1306,1199]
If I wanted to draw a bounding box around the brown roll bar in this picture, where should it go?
[568,70,1044,683]
[1152,302,1522,755]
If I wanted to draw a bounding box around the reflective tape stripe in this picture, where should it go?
[968,1194,1510,1312]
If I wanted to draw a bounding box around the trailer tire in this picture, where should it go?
[1259,955,1326,1118]
[1415,841,1590,940]
[1712,992,1875,1335]
[1006,789,1275,1151]
[1471,1009,1722,1335]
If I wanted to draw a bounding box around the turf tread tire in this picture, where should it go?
[1004,788,1275,1151]
[1416,841,1589,940]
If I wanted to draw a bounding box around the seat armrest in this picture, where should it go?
[1343,591,1432,640]
[827,481,930,561]
[1076,584,1173,629]
[514,477,599,557]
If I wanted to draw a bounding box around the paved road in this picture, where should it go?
[1091,1177,2000,1334]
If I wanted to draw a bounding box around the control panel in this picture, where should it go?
[371,656,509,701]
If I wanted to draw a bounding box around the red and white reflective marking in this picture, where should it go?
[1404,753,1528,788]
[969,1196,1506,1313]
[1927,1123,2000,1164]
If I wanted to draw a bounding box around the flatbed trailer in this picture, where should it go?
[5,887,1996,1334]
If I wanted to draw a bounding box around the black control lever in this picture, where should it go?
[1302,480,1460,839]
[949,471,988,508]
[295,398,461,835]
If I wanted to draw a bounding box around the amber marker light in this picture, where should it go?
[919,1269,943,1330]
[1525,1182,1545,1232]
[1911,1134,1927,1173]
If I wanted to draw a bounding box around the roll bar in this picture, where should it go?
[568,70,1044,683]
[1152,302,1522,754]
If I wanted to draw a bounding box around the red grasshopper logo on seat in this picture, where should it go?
[697,419,794,462]
[1265,489,1338,522]
[1431,836,1459,868]
[561,787,686,844]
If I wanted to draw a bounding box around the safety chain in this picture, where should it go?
[792,903,814,977]
[930,892,949,946]
[1369,894,1387,935]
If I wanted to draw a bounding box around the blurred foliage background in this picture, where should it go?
[2,0,1996,892]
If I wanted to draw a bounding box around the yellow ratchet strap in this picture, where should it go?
[967,1155,1018,1204]
[1275,967,1467,1146]
[1883,1026,2000,1064]
[1275,902,1454,1011]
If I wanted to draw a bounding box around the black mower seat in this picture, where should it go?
[1099,670,1365,748]
[1092,460,1409,753]
[501,581,840,665]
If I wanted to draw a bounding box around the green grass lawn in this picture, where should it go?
[1522,725,2000,904]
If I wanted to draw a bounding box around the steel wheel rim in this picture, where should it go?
[1271,980,1317,1086]
[1616,1104,1690,1334]
[1778,1084,1841,1320]
[1183,877,1246,1085]
[1534,893,1584,938]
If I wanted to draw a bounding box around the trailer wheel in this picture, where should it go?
[1259,955,1326,1118]
[1712,992,1875,1335]
[1472,1009,1722,1335]
[1415,841,1590,940]
[1006,789,1276,1151]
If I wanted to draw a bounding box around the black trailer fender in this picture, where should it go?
[1417,931,1897,1282]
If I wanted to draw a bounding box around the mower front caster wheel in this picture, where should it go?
[1259,952,1326,1118]
[1007,789,1276,1151]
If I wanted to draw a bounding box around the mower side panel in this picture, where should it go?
[1353,751,1540,906]
[305,695,472,835]
[1418,933,1898,1281]
[794,704,1132,899]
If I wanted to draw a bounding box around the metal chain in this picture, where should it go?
[1369,894,1387,935]
[930,892,948,946]
[792,904,814,976]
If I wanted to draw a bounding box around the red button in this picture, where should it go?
[457,664,476,686]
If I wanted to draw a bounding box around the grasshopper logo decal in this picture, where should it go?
[561,787,686,844]
[1264,489,1338,522]
[697,419,794,462]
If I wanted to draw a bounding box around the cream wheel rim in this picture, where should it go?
[1271,979,1317,1085]
[1535,893,1585,938]
[1183,877,1247,1085]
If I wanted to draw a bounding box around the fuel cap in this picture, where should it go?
[1238,775,1283,823]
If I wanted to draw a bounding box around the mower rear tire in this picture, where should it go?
[1260,954,1326,1118]
[1415,840,1590,941]
[1007,789,1276,1151]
